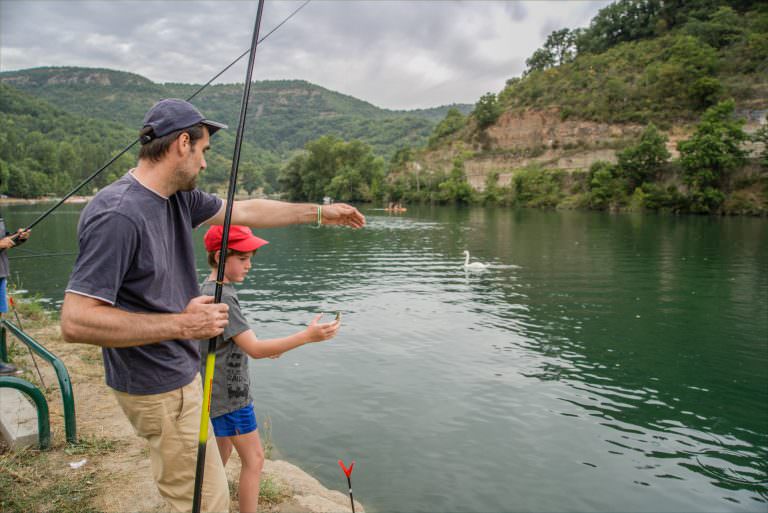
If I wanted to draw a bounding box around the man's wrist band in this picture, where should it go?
[317,205,322,226]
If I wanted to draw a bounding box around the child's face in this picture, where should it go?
[224,251,255,283]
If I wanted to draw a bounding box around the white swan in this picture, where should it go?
[463,250,488,270]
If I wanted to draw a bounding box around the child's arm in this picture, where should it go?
[232,314,340,359]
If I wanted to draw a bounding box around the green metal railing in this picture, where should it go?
[0,319,77,443]
[0,376,51,449]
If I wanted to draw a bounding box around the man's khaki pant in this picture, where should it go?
[113,375,230,513]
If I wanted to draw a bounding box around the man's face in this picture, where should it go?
[174,127,211,191]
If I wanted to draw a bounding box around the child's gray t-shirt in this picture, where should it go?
[199,280,253,418]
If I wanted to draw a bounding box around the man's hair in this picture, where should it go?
[207,248,253,268]
[138,123,206,162]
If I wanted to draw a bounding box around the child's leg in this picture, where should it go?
[216,435,234,466]
[231,429,265,513]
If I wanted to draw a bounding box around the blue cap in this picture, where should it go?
[141,98,227,143]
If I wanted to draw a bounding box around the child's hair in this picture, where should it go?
[207,248,252,268]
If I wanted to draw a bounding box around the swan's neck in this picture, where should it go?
[464,253,470,265]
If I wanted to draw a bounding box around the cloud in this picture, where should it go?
[0,0,611,109]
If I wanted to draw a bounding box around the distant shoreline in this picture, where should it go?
[0,196,91,205]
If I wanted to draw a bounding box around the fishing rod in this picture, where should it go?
[192,1,266,511]
[14,0,311,238]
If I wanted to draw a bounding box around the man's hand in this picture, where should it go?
[180,295,229,340]
[321,203,366,228]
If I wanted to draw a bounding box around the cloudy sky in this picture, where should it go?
[0,0,611,110]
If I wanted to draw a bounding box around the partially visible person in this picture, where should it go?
[60,98,364,513]
[0,216,30,376]
[199,224,340,513]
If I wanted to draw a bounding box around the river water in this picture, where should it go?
[4,203,767,512]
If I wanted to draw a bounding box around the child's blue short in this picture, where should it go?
[211,403,258,437]
[0,278,8,314]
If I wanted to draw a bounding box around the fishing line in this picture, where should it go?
[7,296,47,389]
[192,1,266,511]
[9,250,79,260]
[15,0,312,237]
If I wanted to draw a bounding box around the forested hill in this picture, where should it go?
[0,67,471,156]
[0,66,470,196]
[387,0,767,216]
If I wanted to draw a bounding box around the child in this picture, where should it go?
[200,224,340,513]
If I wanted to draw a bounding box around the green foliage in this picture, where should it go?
[428,108,466,146]
[525,28,577,74]
[239,161,263,196]
[499,1,764,125]
[643,35,721,110]
[0,67,472,197]
[0,82,136,198]
[586,161,626,209]
[437,158,475,203]
[576,0,663,54]
[638,182,686,210]
[514,166,565,208]
[390,147,414,167]
[617,123,671,187]
[279,136,384,202]
[678,99,748,212]
[473,93,502,129]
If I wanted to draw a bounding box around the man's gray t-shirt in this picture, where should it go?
[66,172,222,395]
[198,281,252,418]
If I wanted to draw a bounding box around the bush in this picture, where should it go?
[586,161,628,209]
[473,93,502,129]
[514,166,565,208]
[617,123,670,188]
[678,99,748,212]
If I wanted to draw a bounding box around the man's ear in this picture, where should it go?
[174,132,191,156]
[214,250,221,265]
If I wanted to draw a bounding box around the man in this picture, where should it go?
[60,98,365,513]
[0,221,30,376]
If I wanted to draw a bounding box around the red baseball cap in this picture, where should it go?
[203,225,269,253]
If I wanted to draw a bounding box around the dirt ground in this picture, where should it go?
[2,318,362,513]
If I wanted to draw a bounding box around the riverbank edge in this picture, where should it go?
[1,310,363,513]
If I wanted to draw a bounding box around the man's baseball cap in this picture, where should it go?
[204,225,269,253]
[140,98,228,143]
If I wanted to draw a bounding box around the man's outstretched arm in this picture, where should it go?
[206,199,365,229]
[60,293,229,348]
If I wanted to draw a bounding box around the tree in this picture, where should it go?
[437,157,475,203]
[524,48,556,75]
[524,29,577,75]
[617,123,670,188]
[576,0,663,54]
[279,136,384,202]
[474,93,502,130]
[678,99,747,212]
[428,108,466,146]
[240,162,263,196]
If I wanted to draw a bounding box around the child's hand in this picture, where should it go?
[304,313,340,343]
